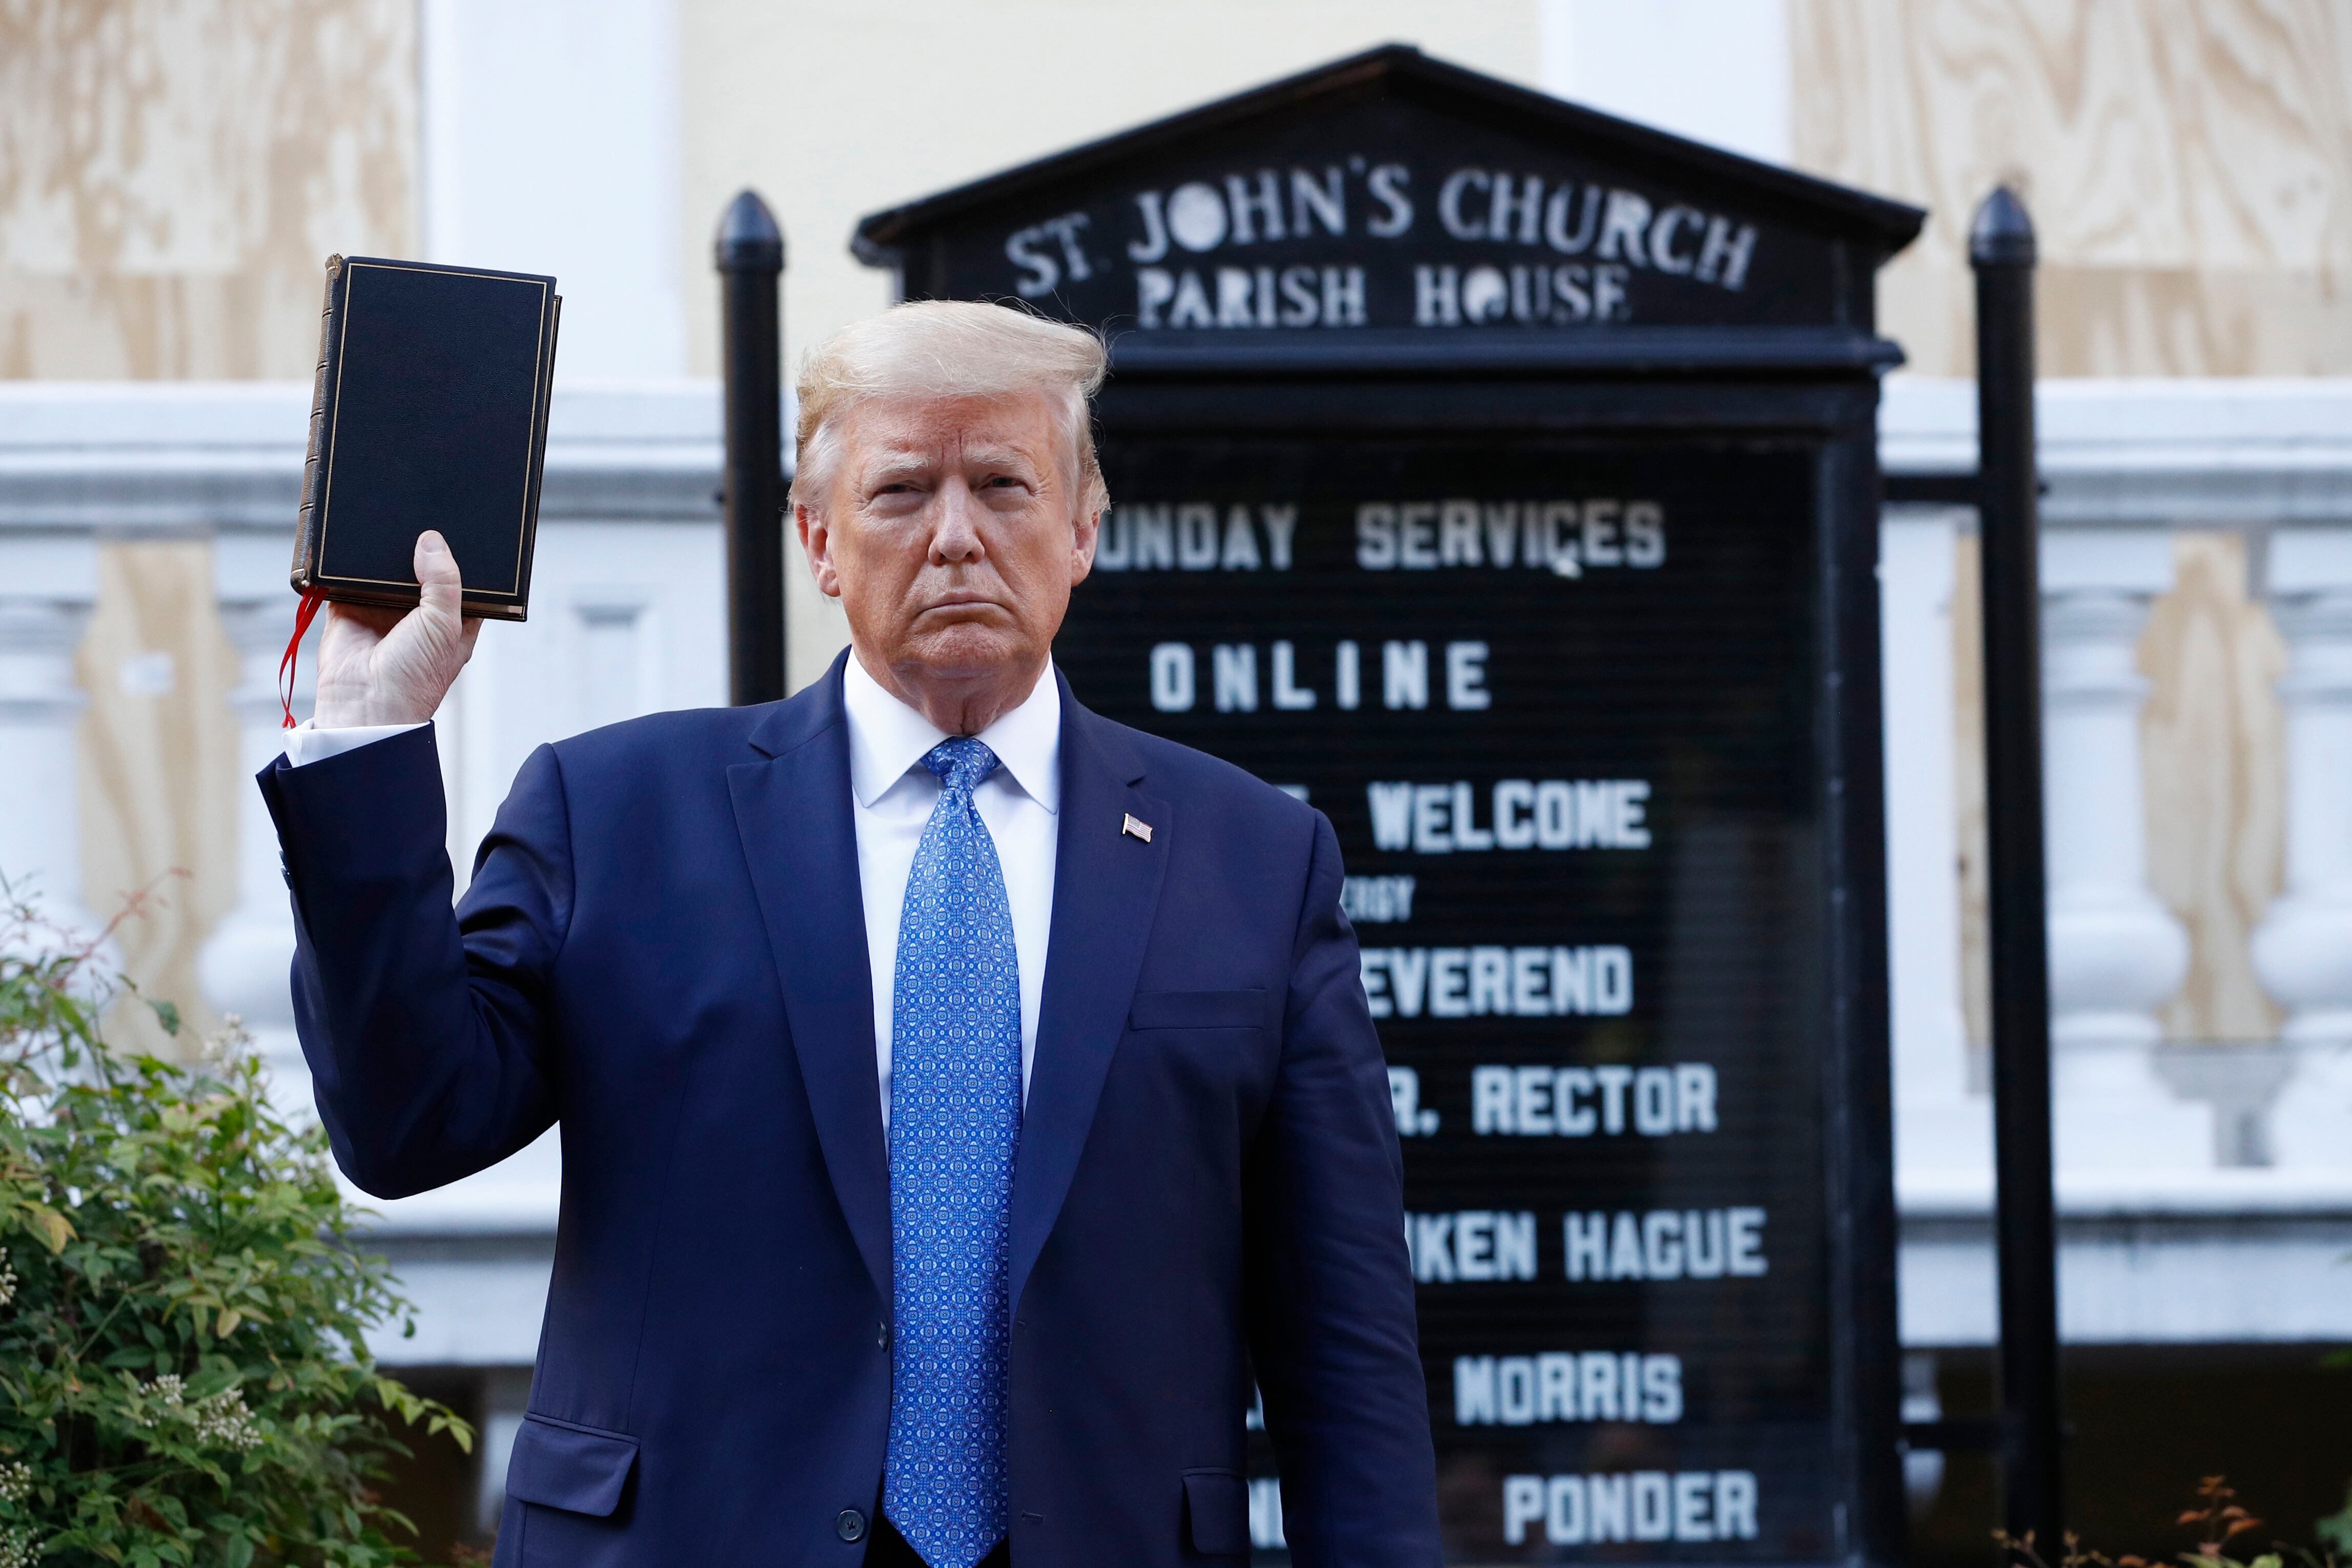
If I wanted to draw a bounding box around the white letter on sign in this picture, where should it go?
[1150,644,1195,712]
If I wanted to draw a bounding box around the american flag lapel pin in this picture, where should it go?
[1121,813,1153,843]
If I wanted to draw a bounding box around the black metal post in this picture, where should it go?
[716,190,787,706]
[1971,184,2064,1556]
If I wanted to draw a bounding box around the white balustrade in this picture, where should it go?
[2,377,2349,1359]
[2039,536,2209,1170]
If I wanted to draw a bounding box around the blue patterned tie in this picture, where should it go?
[884,737,1020,1568]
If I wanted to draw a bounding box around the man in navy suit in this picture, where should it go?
[261,300,1438,1567]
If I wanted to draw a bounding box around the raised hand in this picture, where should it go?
[311,530,482,727]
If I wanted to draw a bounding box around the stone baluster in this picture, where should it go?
[2253,591,2352,1042]
[1880,515,1989,1179]
[0,597,106,945]
[2040,537,2211,1170]
[2253,560,2352,1169]
[197,599,309,1115]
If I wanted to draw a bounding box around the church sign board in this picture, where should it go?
[855,46,1925,1567]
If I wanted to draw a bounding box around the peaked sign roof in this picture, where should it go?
[853,44,1925,362]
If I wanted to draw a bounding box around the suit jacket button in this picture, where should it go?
[878,1320,890,1349]
[836,1510,866,1542]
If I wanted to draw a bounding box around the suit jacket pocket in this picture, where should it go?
[1129,989,1273,1031]
[505,1413,639,1517]
[1182,1469,1250,1556]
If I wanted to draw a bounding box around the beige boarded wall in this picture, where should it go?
[1790,0,2352,377]
[12,0,2347,379]
[0,0,419,380]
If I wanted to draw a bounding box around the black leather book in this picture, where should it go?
[292,255,561,622]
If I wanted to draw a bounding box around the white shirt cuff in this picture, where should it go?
[282,721,426,768]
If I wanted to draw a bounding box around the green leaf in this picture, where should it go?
[183,1369,238,1401]
[29,1203,73,1252]
[147,999,181,1037]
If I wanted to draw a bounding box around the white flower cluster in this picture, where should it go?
[0,1248,15,1308]
[0,1478,28,1568]
[135,1375,263,1452]
[196,1013,254,1070]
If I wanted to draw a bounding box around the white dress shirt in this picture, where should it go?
[282,657,1063,1130]
[842,654,1058,1127]
[282,721,424,767]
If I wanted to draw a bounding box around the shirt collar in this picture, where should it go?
[842,652,1061,815]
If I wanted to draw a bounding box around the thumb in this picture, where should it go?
[415,530,465,621]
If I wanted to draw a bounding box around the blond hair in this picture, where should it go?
[790,299,1109,518]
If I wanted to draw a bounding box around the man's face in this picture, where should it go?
[800,391,1099,695]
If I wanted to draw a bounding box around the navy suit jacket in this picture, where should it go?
[260,655,1439,1568]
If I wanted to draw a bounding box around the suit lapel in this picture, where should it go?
[1010,681,1167,1312]
[727,658,893,1307]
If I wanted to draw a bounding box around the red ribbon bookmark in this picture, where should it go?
[279,589,324,729]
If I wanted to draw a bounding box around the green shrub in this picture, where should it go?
[0,888,471,1565]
